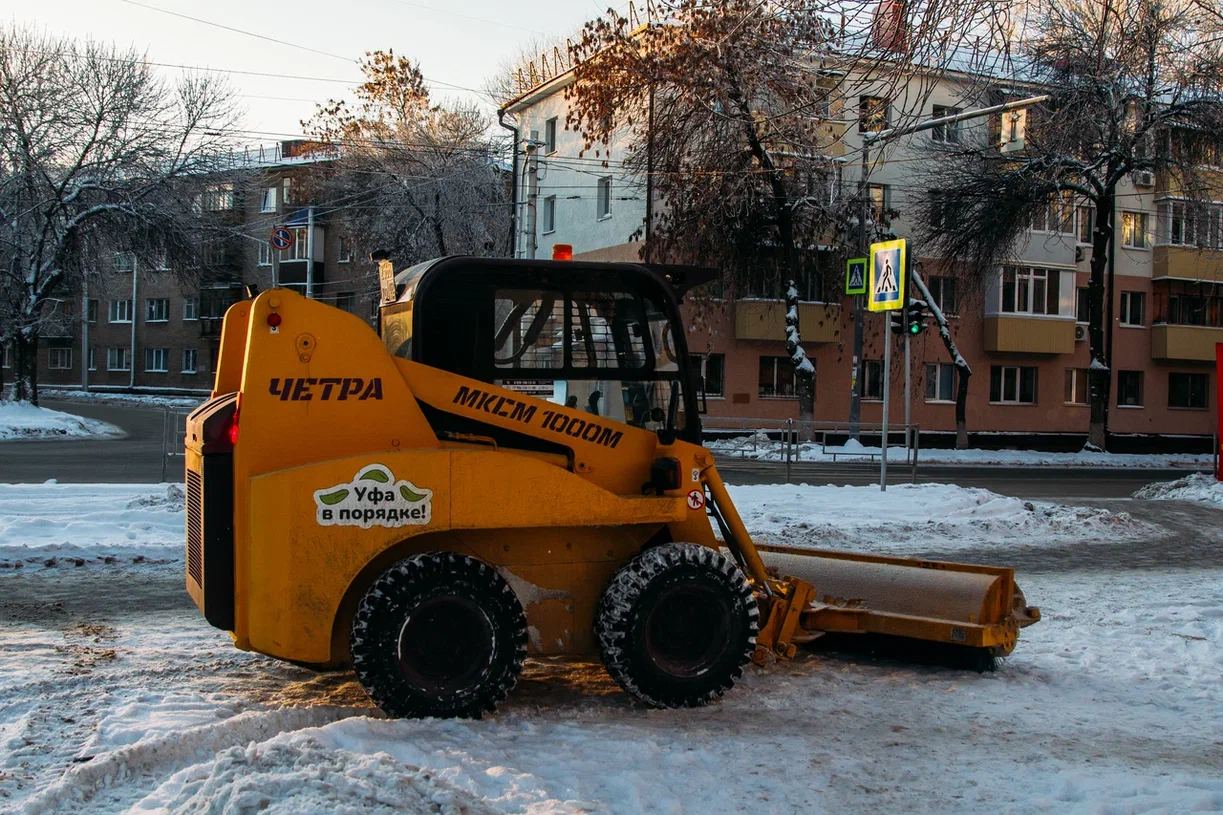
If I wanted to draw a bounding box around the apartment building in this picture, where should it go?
[20,143,377,394]
[502,61,1221,444]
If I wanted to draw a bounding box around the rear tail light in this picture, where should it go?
[227,403,240,447]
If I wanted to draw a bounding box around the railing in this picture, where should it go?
[160,408,192,483]
[702,417,921,484]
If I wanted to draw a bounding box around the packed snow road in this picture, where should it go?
[1,483,1221,814]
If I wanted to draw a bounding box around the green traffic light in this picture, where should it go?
[909,322,921,334]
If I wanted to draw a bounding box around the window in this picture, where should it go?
[146,298,169,322]
[542,195,556,233]
[1121,211,1150,248]
[927,276,957,315]
[1028,191,1074,234]
[260,186,277,213]
[597,176,612,219]
[114,252,136,274]
[544,117,558,153]
[930,105,961,143]
[258,241,273,266]
[861,359,883,400]
[182,348,198,374]
[691,353,725,398]
[183,297,199,321]
[283,228,310,262]
[282,177,293,205]
[88,347,96,371]
[335,291,355,313]
[868,184,888,223]
[758,356,797,397]
[1000,108,1026,150]
[144,347,169,372]
[202,182,234,211]
[48,348,72,370]
[990,365,1037,404]
[1064,368,1089,405]
[108,299,132,323]
[1000,266,1062,315]
[1117,370,1143,407]
[925,363,955,402]
[203,241,227,266]
[859,96,888,133]
[87,299,98,323]
[1076,204,1095,244]
[1158,201,1223,249]
[1076,287,1090,323]
[338,236,352,263]
[1119,291,1145,326]
[106,346,131,371]
[1169,372,1208,409]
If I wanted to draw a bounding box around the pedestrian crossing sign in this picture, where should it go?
[846,257,867,295]
[868,238,906,312]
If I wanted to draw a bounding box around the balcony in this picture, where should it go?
[1152,246,1223,283]
[983,315,1075,354]
[734,300,840,343]
[1151,324,1223,362]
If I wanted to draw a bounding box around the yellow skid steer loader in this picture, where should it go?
[184,256,1038,718]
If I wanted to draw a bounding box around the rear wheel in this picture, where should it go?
[596,543,758,708]
[350,552,527,718]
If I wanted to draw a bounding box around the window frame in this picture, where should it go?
[106,346,131,372]
[542,195,557,234]
[1000,266,1062,316]
[182,348,198,374]
[48,347,72,370]
[930,105,962,143]
[144,347,169,373]
[108,299,133,324]
[183,297,199,321]
[1116,370,1144,408]
[861,359,884,401]
[1064,367,1089,405]
[596,176,612,220]
[1168,372,1209,410]
[260,186,277,213]
[544,117,558,154]
[925,362,955,403]
[1119,291,1145,327]
[691,353,726,398]
[758,355,798,398]
[1121,210,1151,249]
[858,95,889,133]
[989,365,1038,405]
[927,276,958,316]
[145,297,169,323]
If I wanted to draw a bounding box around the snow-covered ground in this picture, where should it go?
[40,389,205,411]
[708,433,1212,469]
[1135,472,1223,507]
[2,483,1221,813]
[0,401,124,442]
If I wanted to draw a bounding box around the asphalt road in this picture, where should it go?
[0,399,181,484]
[0,400,1199,498]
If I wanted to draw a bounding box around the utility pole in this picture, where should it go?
[129,256,138,390]
[81,276,89,391]
[305,205,315,299]
[523,140,540,260]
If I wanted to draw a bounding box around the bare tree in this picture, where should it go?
[916,0,1223,450]
[302,51,510,265]
[0,26,236,404]
[563,0,1011,428]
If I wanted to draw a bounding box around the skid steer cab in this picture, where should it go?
[184,255,1039,719]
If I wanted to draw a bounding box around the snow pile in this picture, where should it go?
[706,437,1211,468]
[0,401,123,441]
[1134,472,1223,506]
[0,483,183,564]
[41,388,204,410]
[132,737,498,815]
[728,482,1154,553]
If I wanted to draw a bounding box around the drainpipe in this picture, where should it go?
[81,276,89,391]
[498,108,519,258]
[129,256,137,390]
[306,205,315,299]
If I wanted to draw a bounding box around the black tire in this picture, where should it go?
[350,552,527,718]
[596,543,758,708]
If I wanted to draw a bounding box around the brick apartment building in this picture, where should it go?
[502,61,1223,446]
[13,143,379,394]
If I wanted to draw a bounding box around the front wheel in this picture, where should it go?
[350,552,527,718]
[595,543,758,708]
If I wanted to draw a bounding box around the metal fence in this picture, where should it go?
[160,408,192,482]
[702,417,921,483]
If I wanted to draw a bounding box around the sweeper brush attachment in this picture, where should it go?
[185,258,1040,718]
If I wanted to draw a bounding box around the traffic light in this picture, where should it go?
[905,298,929,335]
[889,310,906,336]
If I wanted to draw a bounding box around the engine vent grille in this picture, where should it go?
[186,468,203,586]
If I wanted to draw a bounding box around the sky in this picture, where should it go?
[1,0,604,143]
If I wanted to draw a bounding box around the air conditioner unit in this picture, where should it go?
[1074,324,1087,342]
[1075,246,1086,263]
[1132,170,1155,187]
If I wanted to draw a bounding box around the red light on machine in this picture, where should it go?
[227,404,240,447]
[552,244,573,261]
[267,312,283,328]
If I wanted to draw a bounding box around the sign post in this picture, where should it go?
[868,238,907,491]
[845,257,867,296]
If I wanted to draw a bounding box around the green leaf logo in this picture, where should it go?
[359,468,390,483]
[317,488,349,506]
[400,485,427,502]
